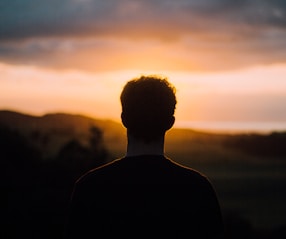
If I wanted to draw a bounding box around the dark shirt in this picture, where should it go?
[65,155,224,238]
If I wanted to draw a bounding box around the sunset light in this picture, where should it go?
[1,62,286,132]
[2,2,286,238]
[1,0,286,132]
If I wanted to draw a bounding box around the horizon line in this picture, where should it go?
[1,108,286,134]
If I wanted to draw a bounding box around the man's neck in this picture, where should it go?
[125,134,165,157]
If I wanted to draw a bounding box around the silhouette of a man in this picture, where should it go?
[65,76,224,238]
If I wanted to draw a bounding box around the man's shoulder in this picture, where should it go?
[75,155,212,187]
[165,157,209,180]
[75,158,122,185]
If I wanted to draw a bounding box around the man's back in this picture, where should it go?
[65,155,224,238]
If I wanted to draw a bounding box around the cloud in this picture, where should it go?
[0,0,286,71]
[1,0,285,40]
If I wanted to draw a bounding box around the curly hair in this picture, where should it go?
[120,75,177,142]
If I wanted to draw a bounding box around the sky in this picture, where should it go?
[1,0,286,130]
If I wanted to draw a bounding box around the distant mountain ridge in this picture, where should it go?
[1,109,286,162]
[0,110,119,131]
[0,110,126,159]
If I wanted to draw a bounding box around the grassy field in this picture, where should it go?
[164,129,286,231]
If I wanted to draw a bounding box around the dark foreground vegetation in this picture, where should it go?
[1,110,286,238]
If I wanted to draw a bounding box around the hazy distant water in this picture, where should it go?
[175,121,286,133]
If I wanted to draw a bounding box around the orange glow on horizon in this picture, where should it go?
[1,62,286,125]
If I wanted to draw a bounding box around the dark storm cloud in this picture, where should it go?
[1,0,286,39]
[0,0,113,39]
[0,0,286,71]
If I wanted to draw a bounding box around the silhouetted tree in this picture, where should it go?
[56,125,108,185]
[0,125,41,169]
[88,126,108,162]
[0,123,110,239]
[0,125,45,239]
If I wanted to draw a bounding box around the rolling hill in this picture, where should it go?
[1,109,286,163]
[0,110,126,159]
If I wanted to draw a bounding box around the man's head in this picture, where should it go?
[120,75,177,142]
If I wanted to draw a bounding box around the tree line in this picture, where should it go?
[1,124,108,239]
